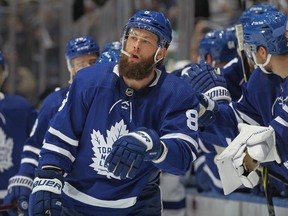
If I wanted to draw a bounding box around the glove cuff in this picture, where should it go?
[8,175,33,191]
[152,142,168,164]
[32,170,63,195]
[205,86,231,103]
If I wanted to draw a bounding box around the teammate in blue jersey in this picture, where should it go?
[0,51,38,214]
[191,10,288,196]
[28,10,199,216]
[3,36,99,216]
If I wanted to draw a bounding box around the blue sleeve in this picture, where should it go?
[221,57,245,101]
[19,87,69,177]
[38,79,89,172]
[0,95,38,195]
[269,79,288,164]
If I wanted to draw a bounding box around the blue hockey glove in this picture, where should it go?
[181,60,231,103]
[105,128,165,179]
[196,93,219,127]
[3,175,34,216]
[29,169,63,216]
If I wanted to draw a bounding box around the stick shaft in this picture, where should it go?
[0,203,17,212]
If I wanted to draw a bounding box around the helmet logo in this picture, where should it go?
[77,45,90,52]
[136,17,151,23]
[252,21,264,25]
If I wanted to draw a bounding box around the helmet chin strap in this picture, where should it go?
[252,52,272,74]
[212,61,216,67]
[154,47,163,65]
[66,59,73,84]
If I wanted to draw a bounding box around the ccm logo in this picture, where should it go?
[34,179,62,190]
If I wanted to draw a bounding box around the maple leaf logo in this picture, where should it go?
[89,120,129,179]
[0,128,13,172]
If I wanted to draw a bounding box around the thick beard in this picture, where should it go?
[118,54,155,80]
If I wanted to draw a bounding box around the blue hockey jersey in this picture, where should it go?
[18,86,70,178]
[38,62,200,214]
[0,93,37,203]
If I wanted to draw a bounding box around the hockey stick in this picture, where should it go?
[262,167,276,216]
[235,24,250,82]
[0,203,26,216]
[0,203,17,212]
[244,154,276,216]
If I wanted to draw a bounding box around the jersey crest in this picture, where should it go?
[0,127,14,172]
[90,119,129,179]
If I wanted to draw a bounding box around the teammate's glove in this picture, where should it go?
[29,169,63,216]
[216,123,280,195]
[237,123,280,164]
[181,60,231,103]
[3,175,34,216]
[196,93,219,127]
[105,128,166,179]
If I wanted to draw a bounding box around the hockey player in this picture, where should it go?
[3,36,100,216]
[190,10,288,196]
[0,51,38,212]
[28,10,199,216]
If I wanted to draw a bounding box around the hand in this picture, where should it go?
[196,93,218,127]
[29,169,63,216]
[105,128,165,179]
[181,60,231,103]
[3,175,34,216]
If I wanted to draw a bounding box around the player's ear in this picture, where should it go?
[258,46,268,58]
[156,48,167,61]
[205,54,213,65]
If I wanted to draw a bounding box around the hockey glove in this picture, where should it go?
[196,93,219,127]
[29,169,63,216]
[3,175,34,216]
[105,128,166,179]
[181,60,231,103]
[238,123,280,164]
[216,123,280,195]
[215,130,260,195]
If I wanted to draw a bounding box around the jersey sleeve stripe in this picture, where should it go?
[161,133,198,160]
[23,145,41,155]
[274,116,288,127]
[198,138,211,153]
[21,158,38,167]
[203,164,223,188]
[48,127,79,147]
[42,143,75,162]
[193,154,205,171]
[230,103,260,125]
[161,133,199,150]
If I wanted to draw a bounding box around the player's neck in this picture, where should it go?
[271,55,288,79]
